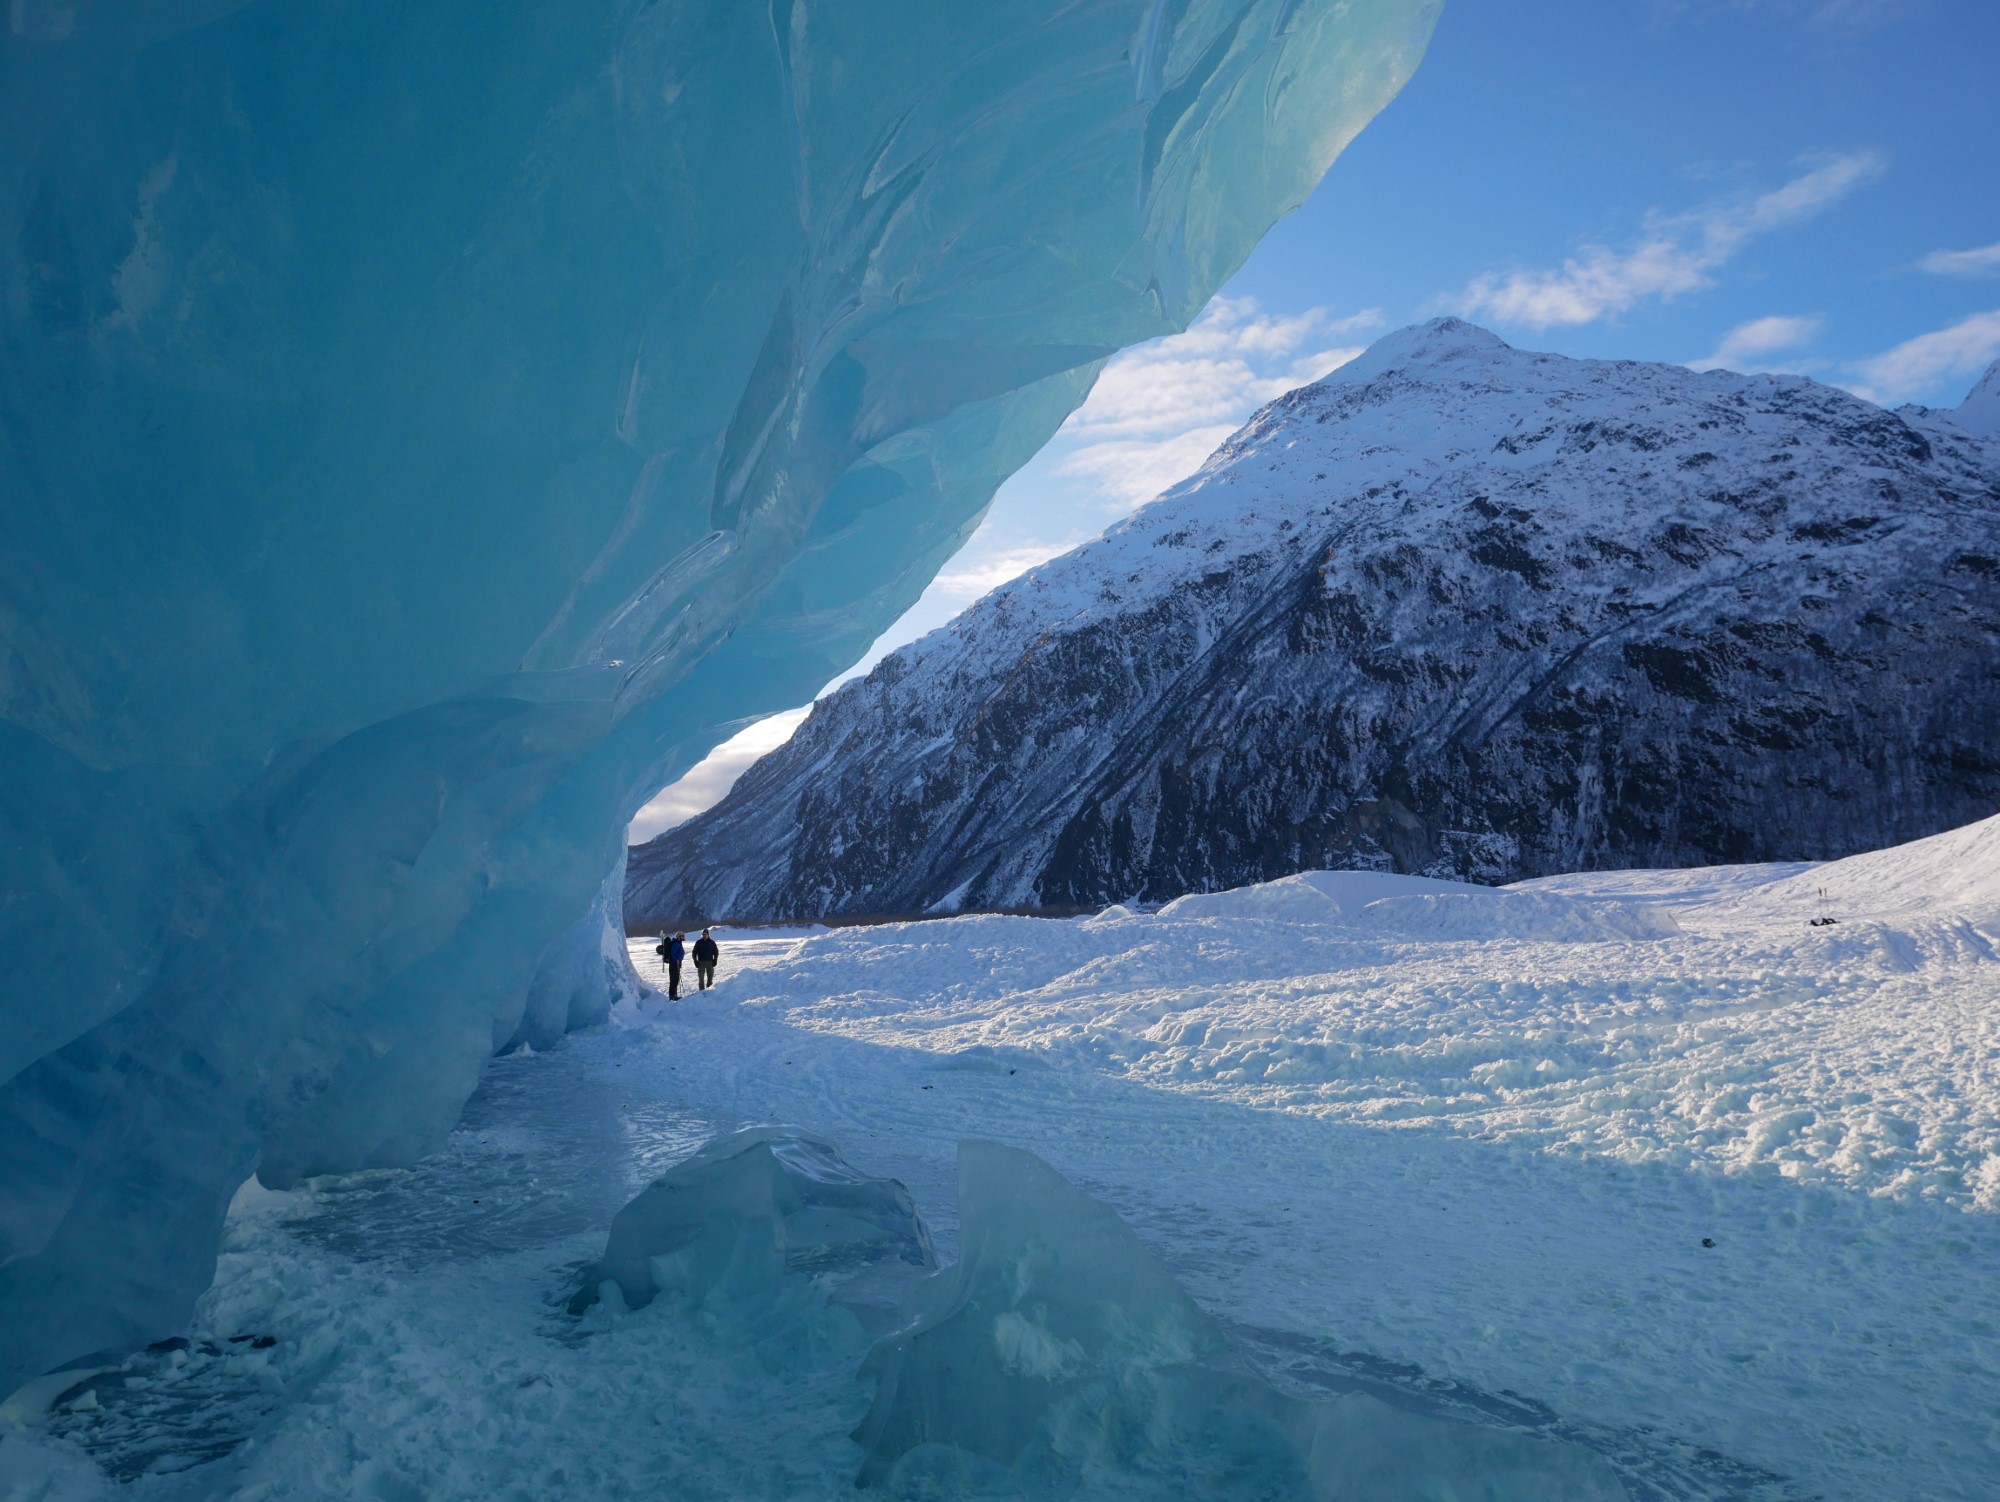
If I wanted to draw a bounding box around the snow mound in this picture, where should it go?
[1361,889,1682,942]
[854,1141,1629,1499]
[1727,811,2000,930]
[1156,870,1675,940]
[1158,870,1487,922]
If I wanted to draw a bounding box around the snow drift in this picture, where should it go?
[1729,809,2000,930]
[0,0,1440,1391]
[1158,869,1680,940]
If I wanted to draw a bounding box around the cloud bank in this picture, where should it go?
[1847,309,2000,406]
[1057,296,1378,509]
[1918,242,2000,279]
[1689,313,1824,373]
[628,708,812,844]
[1452,152,1885,329]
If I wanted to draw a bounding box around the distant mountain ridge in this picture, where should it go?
[627,320,2000,925]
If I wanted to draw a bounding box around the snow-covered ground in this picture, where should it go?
[7,821,1999,1500]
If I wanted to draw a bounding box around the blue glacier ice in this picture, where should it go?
[857,1142,1629,1498]
[0,0,1439,1389]
[571,1127,934,1321]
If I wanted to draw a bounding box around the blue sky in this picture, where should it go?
[631,0,2000,839]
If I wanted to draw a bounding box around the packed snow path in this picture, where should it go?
[10,826,1999,1499]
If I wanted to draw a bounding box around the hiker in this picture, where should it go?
[692,927,720,990]
[665,931,686,1000]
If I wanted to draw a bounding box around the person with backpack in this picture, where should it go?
[692,928,720,990]
[661,932,686,1000]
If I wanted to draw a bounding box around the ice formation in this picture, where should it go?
[854,1140,1629,1498]
[572,1127,933,1320]
[0,0,1439,1388]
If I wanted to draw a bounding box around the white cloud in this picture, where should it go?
[931,538,1084,602]
[1057,425,1245,510]
[1846,309,2000,405]
[1452,152,1886,329]
[1689,313,1824,372]
[627,708,811,843]
[1918,242,2000,278]
[1055,296,1373,510]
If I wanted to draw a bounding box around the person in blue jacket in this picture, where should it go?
[661,931,686,1000]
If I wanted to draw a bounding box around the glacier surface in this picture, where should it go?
[15,809,2000,1496]
[0,0,1439,1388]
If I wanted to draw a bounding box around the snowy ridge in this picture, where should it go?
[1909,356,2000,440]
[629,323,2000,924]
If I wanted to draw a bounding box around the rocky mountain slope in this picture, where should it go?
[627,320,2000,923]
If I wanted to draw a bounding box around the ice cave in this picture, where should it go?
[8,1,2000,1498]
[0,0,1437,1417]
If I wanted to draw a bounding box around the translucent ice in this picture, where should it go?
[0,0,1438,1387]
[855,1141,1629,1499]
[572,1128,933,1320]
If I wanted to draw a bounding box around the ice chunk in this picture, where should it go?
[571,1129,933,1321]
[854,1141,1629,1498]
[0,0,1439,1390]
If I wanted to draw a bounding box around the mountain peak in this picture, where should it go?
[628,333,2000,926]
[1317,317,1512,388]
[1957,357,2000,439]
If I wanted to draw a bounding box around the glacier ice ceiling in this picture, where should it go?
[0,0,1439,1390]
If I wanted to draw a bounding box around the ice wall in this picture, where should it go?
[0,0,1439,1388]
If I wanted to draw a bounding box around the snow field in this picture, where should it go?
[9,821,1998,1500]
[624,829,2000,1499]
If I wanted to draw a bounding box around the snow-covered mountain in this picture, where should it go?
[1914,357,2000,440]
[627,321,2000,924]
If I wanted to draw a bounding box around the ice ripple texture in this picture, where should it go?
[0,0,1440,1388]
